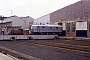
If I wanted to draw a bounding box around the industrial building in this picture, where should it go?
[34,0,90,37]
[50,0,90,37]
[34,14,50,25]
[0,16,34,34]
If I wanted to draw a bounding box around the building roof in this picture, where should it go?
[0,16,10,23]
[0,17,8,20]
[0,19,12,24]
[2,19,12,23]
[32,24,62,27]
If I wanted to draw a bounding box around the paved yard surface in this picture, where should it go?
[0,39,90,60]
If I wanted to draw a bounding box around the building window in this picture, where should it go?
[77,9,80,15]
[58,23,62,25]
[59,12,60,18]
[66,23,70,32]
[72,10,75,16]
[83,8,87,14]
[54,13,57,18]
[63,12,66,17]
[67,11,70,16]
[72,22,75,32]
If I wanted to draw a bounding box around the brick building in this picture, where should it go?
[50,0,90,37]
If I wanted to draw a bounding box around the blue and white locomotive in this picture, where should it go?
[30,25,62,36]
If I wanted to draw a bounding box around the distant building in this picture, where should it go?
[0,15,8,20]
[3,16,34,29]
[34,14,50,25]
[0,16,34,34]
[50,0,90,37]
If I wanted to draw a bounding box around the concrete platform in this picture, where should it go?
[0,53,14,60]
[58,36,90,41]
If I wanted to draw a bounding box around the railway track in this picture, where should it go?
[16,39,90,54]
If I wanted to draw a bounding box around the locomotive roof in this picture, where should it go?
[31,25,62,27]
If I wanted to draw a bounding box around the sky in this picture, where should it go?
[0,0,80,19]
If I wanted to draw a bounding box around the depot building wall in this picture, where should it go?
[34,14,50,25]
[50,1,90,37]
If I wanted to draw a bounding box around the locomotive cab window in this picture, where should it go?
[50,27,52,29]
[56,27,58,29]
[42,26,44,29]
